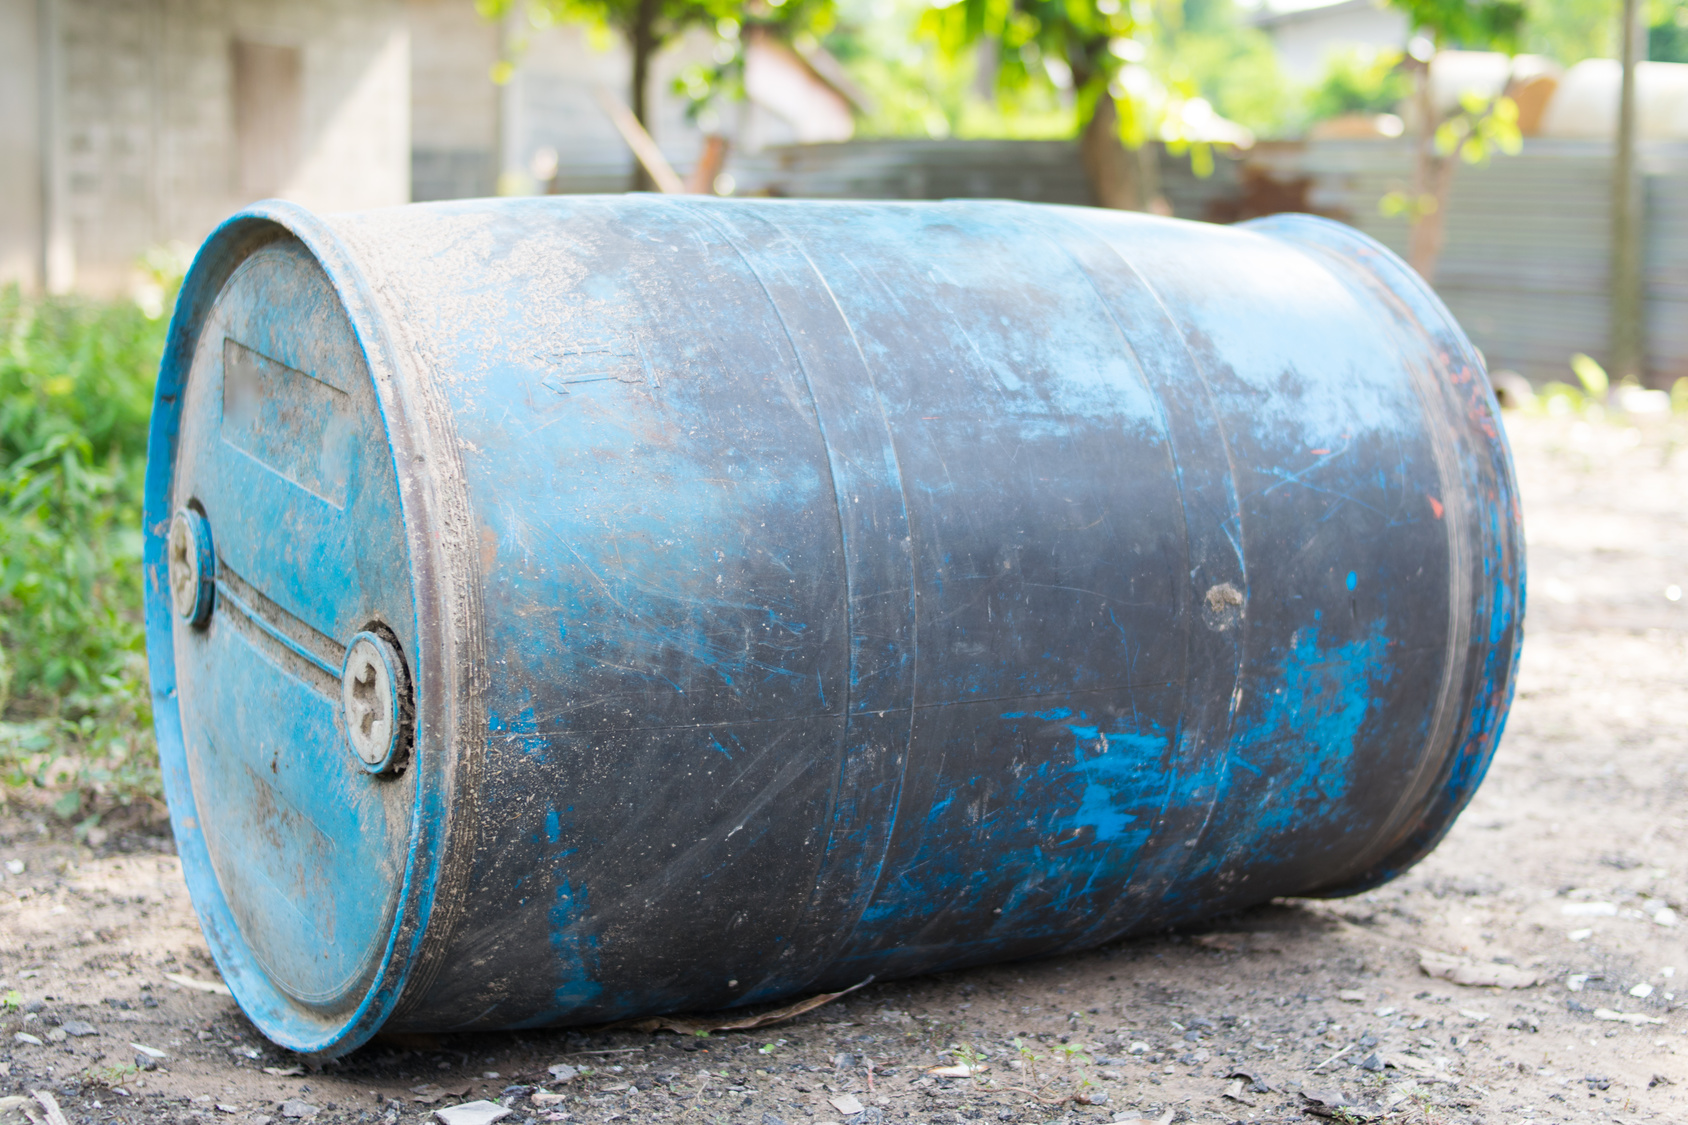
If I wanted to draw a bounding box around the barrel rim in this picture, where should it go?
[145,200,470,1056]
[1243,212,1527,896]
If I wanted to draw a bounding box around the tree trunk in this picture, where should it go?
[1407,61,1453,283]
[1611,0,1647,385]
[1079,96,1141,211]
[629,0,659,192]
[685,134,729,194]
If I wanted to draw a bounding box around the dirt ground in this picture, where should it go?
[1,410,1684,1125]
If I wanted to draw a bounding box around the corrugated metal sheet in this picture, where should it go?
[732,139,1095,204]
[724,136,1688,387]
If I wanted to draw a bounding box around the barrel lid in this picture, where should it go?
[146,205,433,1053]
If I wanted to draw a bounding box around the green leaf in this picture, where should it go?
[1570,353,1610,398]
[52,788,82,819]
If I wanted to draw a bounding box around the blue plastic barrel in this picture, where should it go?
[144,197,1523,1057]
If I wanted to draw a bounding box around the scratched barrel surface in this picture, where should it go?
[144,196,1523,1057]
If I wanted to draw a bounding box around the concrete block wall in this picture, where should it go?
[408,0,497,200]
[2,0,410,298]
[407,4,814,201]
[0,0,43,290]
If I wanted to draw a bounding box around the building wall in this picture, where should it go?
[1258,0,1408,84]
[0,0,42,290]
[408,0,497,200]
[408,7,809,199]
[3,0,409,297]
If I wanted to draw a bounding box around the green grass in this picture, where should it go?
[0,282,170,827]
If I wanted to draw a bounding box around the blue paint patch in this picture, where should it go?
[544,808,560,844]
[549,880,603,1009]
[1235,625,1393,839]
[1346,571,1357,591]
[1002,707,1074,721]
[1056,725,1168,843]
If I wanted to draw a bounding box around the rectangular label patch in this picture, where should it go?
[221,338,352,508]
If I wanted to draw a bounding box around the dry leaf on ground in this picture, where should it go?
[164,971,232,996]
[615,978,873,1035]
[926,1063,987,1077]
[1419,950,1540,988]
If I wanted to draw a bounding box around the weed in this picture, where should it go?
[950,1042,987,1075]
[1055,1042,1090,1066]
[1012,1037,1042,1083]
[85,1061,139,1088]
[0,279,175,820]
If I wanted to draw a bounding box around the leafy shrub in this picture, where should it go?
[1306,47,1412,122]
[0,282,171,823]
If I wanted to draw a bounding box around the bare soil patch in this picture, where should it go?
[2,412,1684,1125]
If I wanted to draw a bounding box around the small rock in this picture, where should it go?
[763,1114,788,1125]
[1651,1074,1675,1088]
[279,1101,320,1118]
[216,1105,241,1114]
[1560,902,1618,917]
[1337,989,1366,1003]
[129,1042,168,1059]
[1359,1052,1385,1072]
[433,1101,511,1125]
[4,860,23,875]
[134,1053,158,1071]
[545,1063,579,1083]
[60,1020,97,1037]
[1629,982,1655,998]
[13,1033,42,1046]
[45,1029,66,1043]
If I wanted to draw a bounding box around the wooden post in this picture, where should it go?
[1610,0,1646,386]
[594,86,686,195]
